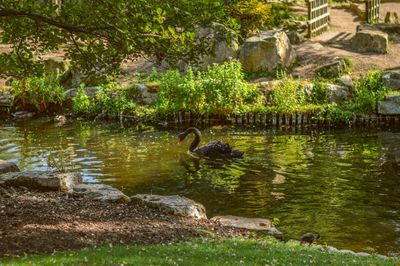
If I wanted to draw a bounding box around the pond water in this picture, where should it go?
[1,118,400,256]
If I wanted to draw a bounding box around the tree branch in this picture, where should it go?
[0,7,111,35]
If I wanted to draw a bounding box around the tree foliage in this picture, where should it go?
[0,0,229,79]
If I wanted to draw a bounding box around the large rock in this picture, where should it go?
[197,23,239,66]
[378,94,400,115]
[132,194,207,219]
[136,84,158,105]
[337,75,354,88]
[382,69,400,90]
[351,24,389,54]
[315,58,349,79]
[211,215,283,239]
[239,30,296,73]
[73,183,130,203]
[0,171,82,191]
[0,160,20,174]
[64,86,100,100]
[326,84,350,103]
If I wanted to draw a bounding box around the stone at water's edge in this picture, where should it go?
[382,69,400,91]
[211,215,283,239]
[131,194,207,219]
[378,94,400,115]
[351,24,389,54]
[239,30,296,73]
[0,171,82,191]
[73,184,131,203]
[326,84,350,103]
[0,160,20,174]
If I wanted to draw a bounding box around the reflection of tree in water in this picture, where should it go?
[178,157,245,192]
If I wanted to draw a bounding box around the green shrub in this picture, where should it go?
[229,0,271,37]
[72,84,92,114]
[310,80,329,104]
[94,83,136,114]
[351,70,387,113]
[72,83,136,115]
[321,103,353,122]
[155,61,262,116]
[270,76,306,113]
[12,75,65,112]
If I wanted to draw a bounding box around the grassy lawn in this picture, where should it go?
[2,238,399,266]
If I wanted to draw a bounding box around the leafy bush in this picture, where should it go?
[310,81,329,104]
[155,61,262,116]
[351,70,387,113]
[228,0,271,37]
[72,84,92,114]
[12,75,65,112]
[321,103,353,122]
[269,76,306,113]
[72,83,136,115]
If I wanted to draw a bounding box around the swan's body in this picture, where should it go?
[178,127,243,159]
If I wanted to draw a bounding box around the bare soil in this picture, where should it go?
[292,7,400,79]
[0,186,247,258]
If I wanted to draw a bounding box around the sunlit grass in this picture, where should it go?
[2,238,399,266]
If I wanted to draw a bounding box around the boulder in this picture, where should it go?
[131,194,207,219]
[0,171,82,191]
[326,84,350,103]
[239,30,296,73]
[43,58,69,76]
[382,69,400,90]
[136,84,158,105]
[286,31,305,45]
[351,24,389,54]
[337,75,354,88]
[378,94,400,115]
[73,183,130,203]
[197,23,239,66]
[315,58,349,78]
[211,215,283,239]
[0,160,20,174]
[64,86,100,100]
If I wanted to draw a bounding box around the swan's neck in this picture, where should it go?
[186,128,201,152]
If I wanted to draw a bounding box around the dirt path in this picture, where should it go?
[293,7,400,78]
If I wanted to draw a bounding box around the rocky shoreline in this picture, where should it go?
[0,159,394,260]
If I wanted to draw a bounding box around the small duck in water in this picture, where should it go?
[300,232,320,246]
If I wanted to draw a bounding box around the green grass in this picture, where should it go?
[2,238,399,266]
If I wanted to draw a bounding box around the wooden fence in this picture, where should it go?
[165,112,400,130]
[108,111,400,131]
[366,0,381,24]
[307,0,330,37]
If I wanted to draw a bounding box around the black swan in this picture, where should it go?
[177,127,243,158]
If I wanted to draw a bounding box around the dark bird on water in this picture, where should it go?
[300,233,320,246]
[177,127,243,159]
